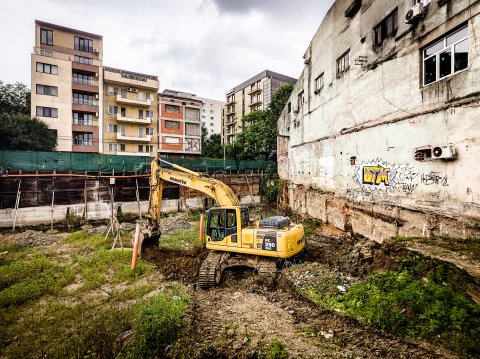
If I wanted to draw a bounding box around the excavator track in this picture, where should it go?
[256,257,278,278]
[198,251,228,289]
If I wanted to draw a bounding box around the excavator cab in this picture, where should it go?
[206,206,249,245]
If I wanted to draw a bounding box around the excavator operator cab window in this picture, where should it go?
[208,210,226,242]
[241,207,250,227]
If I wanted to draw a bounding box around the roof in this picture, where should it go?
[35,20,102,39]
[104,66,158,81]
[226,70,297,96]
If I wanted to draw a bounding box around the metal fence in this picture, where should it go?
[0,151,277,174]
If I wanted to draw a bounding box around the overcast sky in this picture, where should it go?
[0,0,334,100]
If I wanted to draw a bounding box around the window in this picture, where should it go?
[73,132,93,146]
[40,28,53,46]
[74,55,93,65]
[165,136,180,144]
[36,84,58,96]
[146,92,152,100]
[138,92,145,101]
[41,50,53,57]
[423,25,468,86]
[139,109,144,119]
[120,144,126,152]
[73,93,95,106]
[108,86,118,96]
[121,107,126,117]
[108,124,118,133]
[185,123,200,136]
[287,102,292,113]
[337,50,350,76]
[36,62,58,75]
[146,128,154,136]
[146,110,154,118]
[108,105,118,114]
[108,143,118,152]
[73,73,93,85]
[165,120,180,130]
[314,73,324,94]
[120,125,126,135]
[146,145,154,152]
[73,112,93,125]
[298,91,305,107]
[74,36,93,53]
[165,104,180,114]
[36,106,58,118]
[138,145,144,152]
[374,8,398,47]
[138,127,144,138]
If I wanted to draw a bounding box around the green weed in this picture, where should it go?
[160,223,201,250]
[267,338,288,359]
[128,290,190,358]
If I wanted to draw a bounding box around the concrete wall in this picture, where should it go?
[0,195,261,228]
[278,0,480,241]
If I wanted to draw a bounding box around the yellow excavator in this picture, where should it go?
[142,158,305,288]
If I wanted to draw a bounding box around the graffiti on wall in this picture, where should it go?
[348,158,449,200]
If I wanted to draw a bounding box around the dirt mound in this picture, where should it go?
[11,230,65,247]
[160,213,193,235]
[143,246,203,283]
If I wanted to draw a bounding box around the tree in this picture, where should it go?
[202,133,223,158]
[0,113,56,151]
[0,81,30,115]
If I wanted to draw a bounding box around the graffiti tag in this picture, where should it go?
[421,172,449,186]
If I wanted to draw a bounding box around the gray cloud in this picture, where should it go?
[0,0,334,100]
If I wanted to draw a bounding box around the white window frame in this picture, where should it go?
[165,136,180,144]
[423,25,469,86]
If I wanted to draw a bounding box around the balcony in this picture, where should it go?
[248,87,262,95]
[249,100,262,107]
[226,99,236,106]
[116,133,152,142]
[116,114,152,125]
[72,98,98,106]
[116,94,152,107]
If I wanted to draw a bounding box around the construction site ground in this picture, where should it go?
[0,213,479,358]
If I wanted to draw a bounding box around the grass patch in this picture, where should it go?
[267,338,288,359]
[301,255,480,356]
[160,222,201,250]
[0,230,190,358]
[0,255,75,307]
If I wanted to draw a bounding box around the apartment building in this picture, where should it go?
[31,20,103,152]
[222,70,296,145]
[199,97,224,136]
[278,0,480,240]
[103,67,159,156]
[158,90,202,158]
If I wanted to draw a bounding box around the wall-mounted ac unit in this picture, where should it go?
[127,87,138,93]
[93,48,99,54]
[405,2,424,24]
[432,145,456,160]
[95,94,99,100]
[95,72,99,78]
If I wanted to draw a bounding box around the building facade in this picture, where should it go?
[198,97,224,136]
[158,90,202,158]
[223,70,296,145]
[278,0,480,240]
[103,67,159,156]
[31,20,103,153]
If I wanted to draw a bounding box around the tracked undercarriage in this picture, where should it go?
[198,251,278,288]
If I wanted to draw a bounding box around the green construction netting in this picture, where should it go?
[0,151,276,174]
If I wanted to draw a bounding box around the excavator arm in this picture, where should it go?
[145,158,240,240]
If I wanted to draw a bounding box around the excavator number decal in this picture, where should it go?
[262,236,277,251]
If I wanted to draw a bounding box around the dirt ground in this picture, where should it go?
[2,217,476,358]
[164,232,459,359]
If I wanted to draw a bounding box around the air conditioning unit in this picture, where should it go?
[432,145,456,160]
[405,2,424,24]
[95,94,99,100]
[95,72,99,78]
[93,48,99,54]
[95,112,99,117]
[132,88,139,93]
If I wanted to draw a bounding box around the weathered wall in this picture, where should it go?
[278,0,480,241]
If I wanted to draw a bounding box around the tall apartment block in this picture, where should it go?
[158,90,202,158]
[31,20,103,152]
[199,97,224,136]
[222,70,296,145]
[103,67,159,156]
